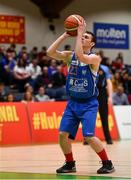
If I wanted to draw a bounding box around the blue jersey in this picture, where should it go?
[66,52,98,101]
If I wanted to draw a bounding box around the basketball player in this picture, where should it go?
[47,19,115,174]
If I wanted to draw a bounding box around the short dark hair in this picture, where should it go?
[85,31,96,45]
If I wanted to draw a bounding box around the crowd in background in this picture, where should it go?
[0,44,131,105]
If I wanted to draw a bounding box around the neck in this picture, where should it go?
[83,47,91,54]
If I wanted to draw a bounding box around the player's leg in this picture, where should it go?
[85,136,115,174]
[56,131,76,173]
[59,131,72,155]
[56,101,79,173]
[81,99,115,174]
[99,96,113,144]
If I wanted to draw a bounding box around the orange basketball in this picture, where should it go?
[64,14,84,36]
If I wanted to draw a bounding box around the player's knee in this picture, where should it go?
[84,136,94,143]
[59,131,68,140]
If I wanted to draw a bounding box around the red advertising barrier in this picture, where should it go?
[0,102,119,145]
[27,102,67,143]
[95,102,119,140]
[0,103,31,145]
[27,102,119,143]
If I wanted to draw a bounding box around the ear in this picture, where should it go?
[91,42,95,48]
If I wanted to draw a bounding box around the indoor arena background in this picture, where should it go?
[0,0,131,179]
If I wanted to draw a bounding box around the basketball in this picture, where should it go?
[64,14,84,36]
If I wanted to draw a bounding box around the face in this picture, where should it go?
[82,33,95,49]
[25,91,32,101]
[43,66,48,74]
[39,87,45,95]
[26,85,33,93]
[7,94,14,102]
[0,84,4,92]
[117,86,124,94]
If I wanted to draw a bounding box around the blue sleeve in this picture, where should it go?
[101,65,112,79]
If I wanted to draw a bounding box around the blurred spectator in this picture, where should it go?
[39,46,47,60]
[46,65,66,100]
[21,91,34,103]
[35,66,52,91]
[38,46,50,68]
[9,43,17,60]
[9,43,16,50]
[48,59,57,77]
[0,45,6,61]
[50,65,66,87]
[27,58,42,88]
[112,85,129,105]
[125,65,131,75]
[6,93,15,102]
[127,75,131,94]
[24,84,34,94]
[0,82,9,102]
[121,72,130,95]
[125,74,131,104]
[1,48,16,86]
[61,61,68,77]
[13,58,31,92]
[0,46,6,80]
[30,46,38,61]
[18,46,28,58]
[128,94,131,105]
[35,86,54,102]
[98,50,109,66]
[115,52,124,62]
[20,52,30,65]
[112,71,122,92]
[111,57,124,73]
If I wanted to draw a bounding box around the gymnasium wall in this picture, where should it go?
[0,0,131,64]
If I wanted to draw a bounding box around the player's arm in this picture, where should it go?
[107,78,113,103]
[47,32,72,62]
[75,20,101,66]
[104,65,113,103]
[106,72,113,103]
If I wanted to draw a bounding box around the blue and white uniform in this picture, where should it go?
[60,52,99,139]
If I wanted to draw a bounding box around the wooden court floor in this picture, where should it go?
[0,140,131,179]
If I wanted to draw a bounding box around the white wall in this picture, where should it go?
[0,0,131,64]
[114,106,131,139]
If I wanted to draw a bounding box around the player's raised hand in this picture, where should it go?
[77,19,86,35]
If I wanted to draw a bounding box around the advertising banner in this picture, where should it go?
[0,15,25,44]
[27,102,119,143]
[93,22,129,49]
[0,102,119,145]
[0,103,31,145]
[95,102,119,140]
[27,102,69,143]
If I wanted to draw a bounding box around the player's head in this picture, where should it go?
[82,31,96,50]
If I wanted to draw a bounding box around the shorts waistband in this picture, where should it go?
[70,96,97,103]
